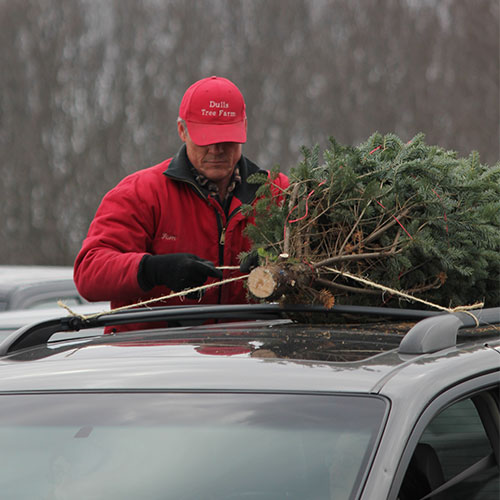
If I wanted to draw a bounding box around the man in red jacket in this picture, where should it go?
[74,76,288,331]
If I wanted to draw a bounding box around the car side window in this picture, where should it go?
[399,391,499,500]
[26,296,83,310]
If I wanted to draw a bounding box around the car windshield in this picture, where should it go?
[0,392,387,500]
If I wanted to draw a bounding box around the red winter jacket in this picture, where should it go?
[74,146,288,332]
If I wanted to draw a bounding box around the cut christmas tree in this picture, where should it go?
[241,132,500,311]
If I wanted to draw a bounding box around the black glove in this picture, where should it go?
[239,250,260,274]
[138,253,222,292]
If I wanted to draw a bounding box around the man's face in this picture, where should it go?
[178,121,243,185]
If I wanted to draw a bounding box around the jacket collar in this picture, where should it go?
[164,145,267,205]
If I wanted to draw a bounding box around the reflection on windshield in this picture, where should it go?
[0,393,387,499]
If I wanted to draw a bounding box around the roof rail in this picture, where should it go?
[398,307,500,355]
[0,303,440,356]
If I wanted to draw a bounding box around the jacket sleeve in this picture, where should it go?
[271,172,290,199]
[74,171,159,302]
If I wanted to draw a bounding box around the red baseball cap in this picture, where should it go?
[179,76,247,146]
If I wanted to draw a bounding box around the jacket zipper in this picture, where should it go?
[216,206,241,303]
[216,212,225,268]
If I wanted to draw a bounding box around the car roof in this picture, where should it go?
[0,304,498,396]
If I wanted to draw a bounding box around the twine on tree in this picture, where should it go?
[323,266,484,320]
[58,273,249,321]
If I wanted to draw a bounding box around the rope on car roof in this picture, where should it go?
[58,273,250,321]
[322,266,483,324]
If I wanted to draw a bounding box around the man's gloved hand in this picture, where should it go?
[138,253,222,293]
[239,250,260,274]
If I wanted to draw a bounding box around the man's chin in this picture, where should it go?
[204,161,230,168]
[203,165,233,176]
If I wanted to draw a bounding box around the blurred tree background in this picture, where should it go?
[0,0,498,266]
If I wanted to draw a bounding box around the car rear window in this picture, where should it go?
[0,392,387,499]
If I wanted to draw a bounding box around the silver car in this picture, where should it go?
[0,304,498,499]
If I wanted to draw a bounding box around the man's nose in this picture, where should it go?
[207,143,225,153]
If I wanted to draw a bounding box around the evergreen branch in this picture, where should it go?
[406,276,444,294]
[338,203,370,256]
[283,183,301,255]
[312,251,395,268]
[315,277,381,295]
[362,208,411,247]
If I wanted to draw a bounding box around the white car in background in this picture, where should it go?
[0,266,108,341]
[0,265,96,311]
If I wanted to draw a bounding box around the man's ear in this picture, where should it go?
[177,120,187,142]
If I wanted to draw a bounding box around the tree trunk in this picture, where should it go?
[247,263,313,300]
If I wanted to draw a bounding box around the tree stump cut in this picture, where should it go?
[247,264,313,301]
